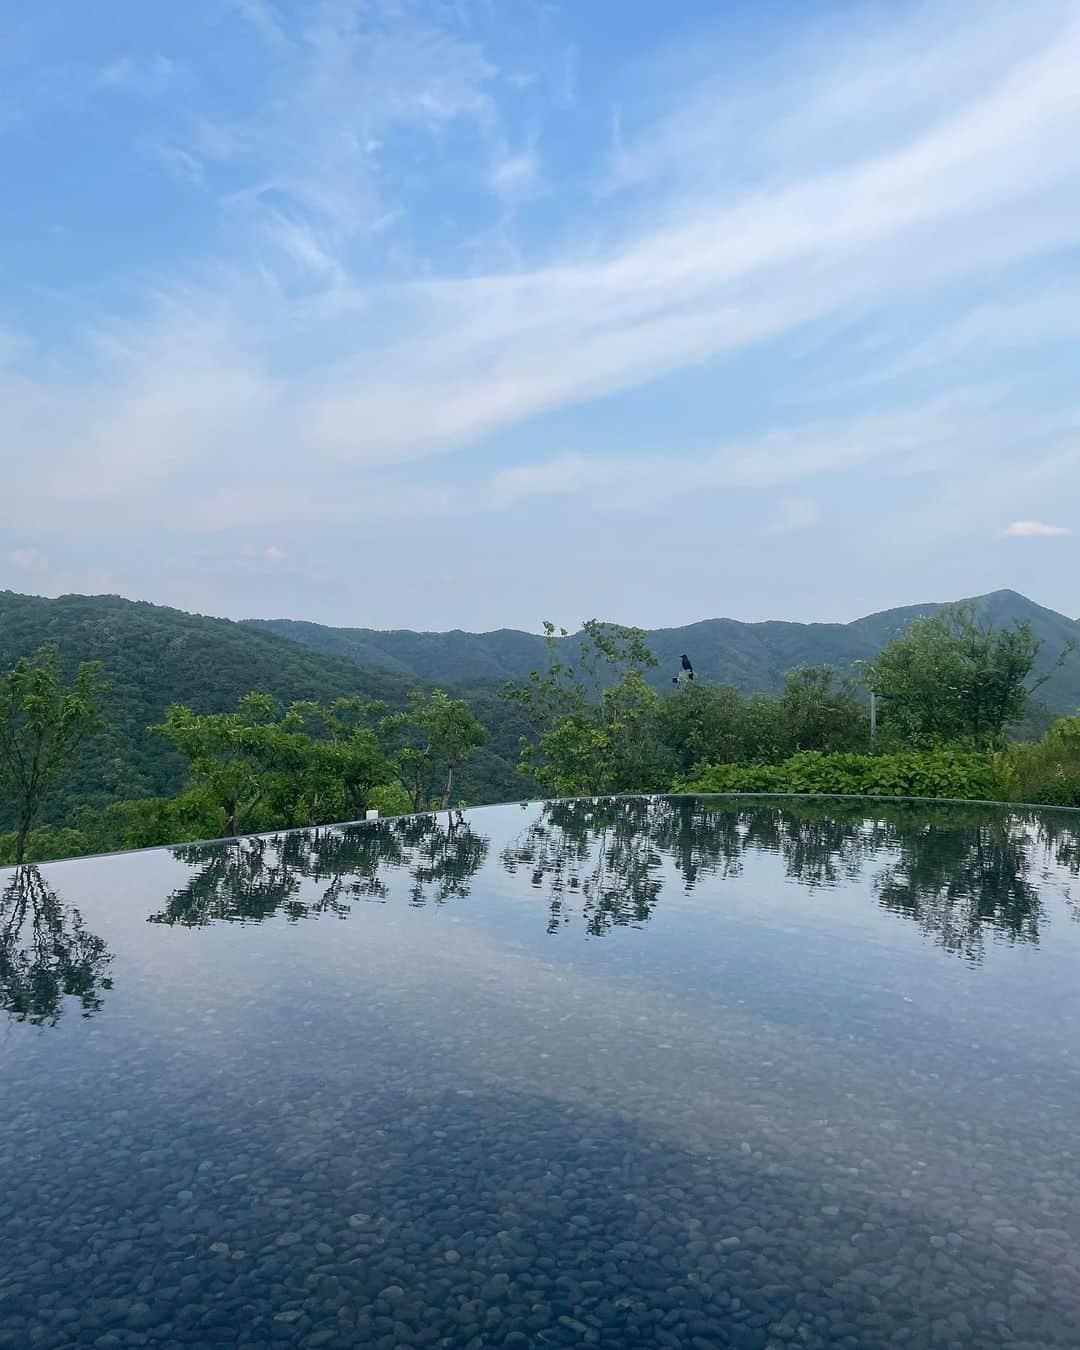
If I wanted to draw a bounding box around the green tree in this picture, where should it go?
[775,665,869,755]
[0,645,105,863]
[294,696,400,820]
[859,605,1046,748]
[155,692,408,835]
[397,690,487,811]
[154,694,272,837]
[656,681,749,776]
[505,619,660,792]
[1010,713,1080,806]
[530,671,669,797]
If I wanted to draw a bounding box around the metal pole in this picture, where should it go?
[870,691,877,744]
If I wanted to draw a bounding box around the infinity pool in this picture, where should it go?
[3,796,1080,1348]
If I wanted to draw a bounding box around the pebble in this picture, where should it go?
[4,798,1080,1350]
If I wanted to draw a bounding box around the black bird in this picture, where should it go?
[680,654,695,681]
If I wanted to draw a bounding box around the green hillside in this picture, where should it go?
[250,589,1080,718]
[3,587,1076,836]
[0,591,524,827]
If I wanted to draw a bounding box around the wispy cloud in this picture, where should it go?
[489,149,540,205]
[484,396,1000,512]
[301,7,1080,464]
[4,0,1080,623]
[1004,520,1071,537]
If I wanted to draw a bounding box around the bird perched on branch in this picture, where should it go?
[673,653,695,686]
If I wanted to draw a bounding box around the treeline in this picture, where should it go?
[0,653,485,864]
[2,604,1079,866]
[0,590,528,824]
[501,607,1079,804]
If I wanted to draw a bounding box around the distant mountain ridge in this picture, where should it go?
[248,589,1080,716]
[1,587,1077,832]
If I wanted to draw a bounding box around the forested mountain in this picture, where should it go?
[0,591,526,826]
[3,587,1077,834]
[251,590,1080,716]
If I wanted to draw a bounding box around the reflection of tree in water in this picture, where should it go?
[404,810,490,907]
[502,795,1080,959]
[148,795,1080,959]
[873,814,1042,961]
[0,867,113,1024]
[150,813,489,927]
[501,798,668,936]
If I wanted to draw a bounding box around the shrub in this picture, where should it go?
[367,782,413,816]
[682,748,1013,801]
[1010,715,1080,807]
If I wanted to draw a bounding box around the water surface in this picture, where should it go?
[3,796,1080,1348]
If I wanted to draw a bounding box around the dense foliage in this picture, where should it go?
[2,592,1080,868]
[858,604,1058,748]
[0,645,106,862]
[0,591,525,827]
[0,688,488,864]
[502,620,870,797]
[682,748,1013,802]
[1011,715,1080,806]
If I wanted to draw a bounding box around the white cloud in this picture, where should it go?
[1003,520,1071,537]
[178,0,496,251]
[264,544,287,560]
[4,0,1080,572]
[485,395,996,512]
[489,150,540,205]
[879,281,1080,378]
[301,8,1080,466]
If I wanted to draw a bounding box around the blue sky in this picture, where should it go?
[2,0,1079,630]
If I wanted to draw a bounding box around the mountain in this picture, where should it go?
[249,589,1080,717]
[3,587,1077,833]
[0,591,524,826]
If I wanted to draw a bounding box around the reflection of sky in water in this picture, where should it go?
[3,796,1080,1347]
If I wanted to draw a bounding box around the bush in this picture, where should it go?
[0,825,93,866]
[367,782,413,816]
[682,748,1013,801]
[1010,715,1080,807]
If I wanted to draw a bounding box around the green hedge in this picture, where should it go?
[682,748,1012,801]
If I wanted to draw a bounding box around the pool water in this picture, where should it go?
[3,796,1080,1348]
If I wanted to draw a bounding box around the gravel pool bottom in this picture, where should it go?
[2,795,1080,1349]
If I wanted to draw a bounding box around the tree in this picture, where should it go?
[656,681,749,776]
[397,690,487,811]
[154,692,408,835]
[859,605,1046,748]
[1010,713,1080,807]
[775,665,869,756]
[529,671,669,797]
[292,696,399,820]
[153,694,272,837]
[504,619,660,792]
[0,645,105,864]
